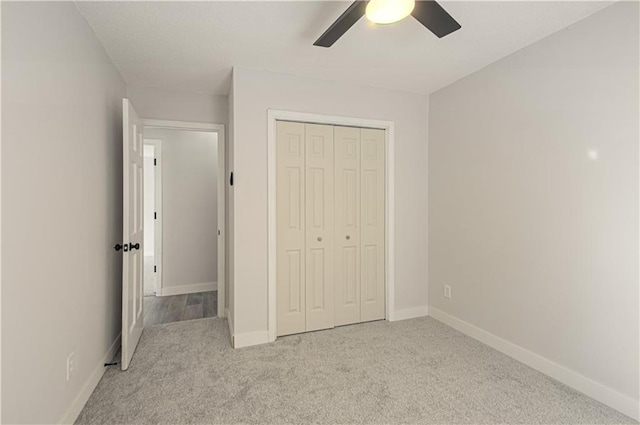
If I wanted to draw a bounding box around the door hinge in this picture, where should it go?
[218,230,221,235]
[154,265,157,273]
[154,158,157,166]
[154,212,157,219]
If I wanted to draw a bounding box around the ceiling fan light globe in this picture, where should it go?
[365,0,415,24]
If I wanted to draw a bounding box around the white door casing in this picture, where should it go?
[122,98,144,370]
[305,124,335,332]
[217,124,226,318]
[334,126,362,326]
[360,128,385,322]
[276,121,306,336]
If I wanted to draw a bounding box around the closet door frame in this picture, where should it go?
[267,110,396,342]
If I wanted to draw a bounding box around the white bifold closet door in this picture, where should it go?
[334,126,361,326]
[276,121,385,337]
[359,128,385,322]
[304,124,335,332]
[334,126,386,325]
[276,121,306,336]
[276,121,334,336]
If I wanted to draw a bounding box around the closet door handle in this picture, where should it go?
[346,235,351,240]
[317,237,323,242]
[129,243,140,251]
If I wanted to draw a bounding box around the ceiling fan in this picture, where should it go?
[314,0,461,47]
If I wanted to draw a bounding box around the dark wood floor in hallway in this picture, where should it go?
[143,291,217,326]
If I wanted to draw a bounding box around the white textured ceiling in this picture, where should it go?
[75,1,613,95]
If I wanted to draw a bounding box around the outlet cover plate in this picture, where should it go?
[66,352,76,381]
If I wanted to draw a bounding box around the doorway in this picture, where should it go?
[141,120,226,326]
[121,100,226,369]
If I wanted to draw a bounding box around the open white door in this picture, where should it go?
[122,98,144,370]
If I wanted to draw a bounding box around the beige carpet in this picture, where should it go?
[76,317,636,424]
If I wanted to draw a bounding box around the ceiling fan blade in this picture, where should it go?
[314,1,368,48]
[411,0,461,38]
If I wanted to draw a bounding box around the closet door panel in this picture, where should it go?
[276,121,306,336]
[360,128,385,322]
[305,124,335,332]
[334,126,361,326]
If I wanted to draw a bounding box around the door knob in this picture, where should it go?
[346,235,351,240]
[317,237,323,242]
[129,243,140,251]
[114,243,123,251]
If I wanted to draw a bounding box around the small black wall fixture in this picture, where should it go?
[230,171,234,186]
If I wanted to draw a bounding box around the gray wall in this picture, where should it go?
[429,0,638,410]
[1,2,126,423]
[128,86,228,126]
[231,67,429,336]
[145,128,218,291]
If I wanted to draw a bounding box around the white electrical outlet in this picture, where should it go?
[66,352,76,381]
[444,284,452,299]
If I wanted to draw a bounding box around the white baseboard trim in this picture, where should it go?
[59,334,121,425]
[428,307,639,421]
[160,281,217,296]
[391,305,429,322]
[233,330,270,349]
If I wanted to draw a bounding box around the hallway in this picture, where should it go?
[143,292,217,326]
